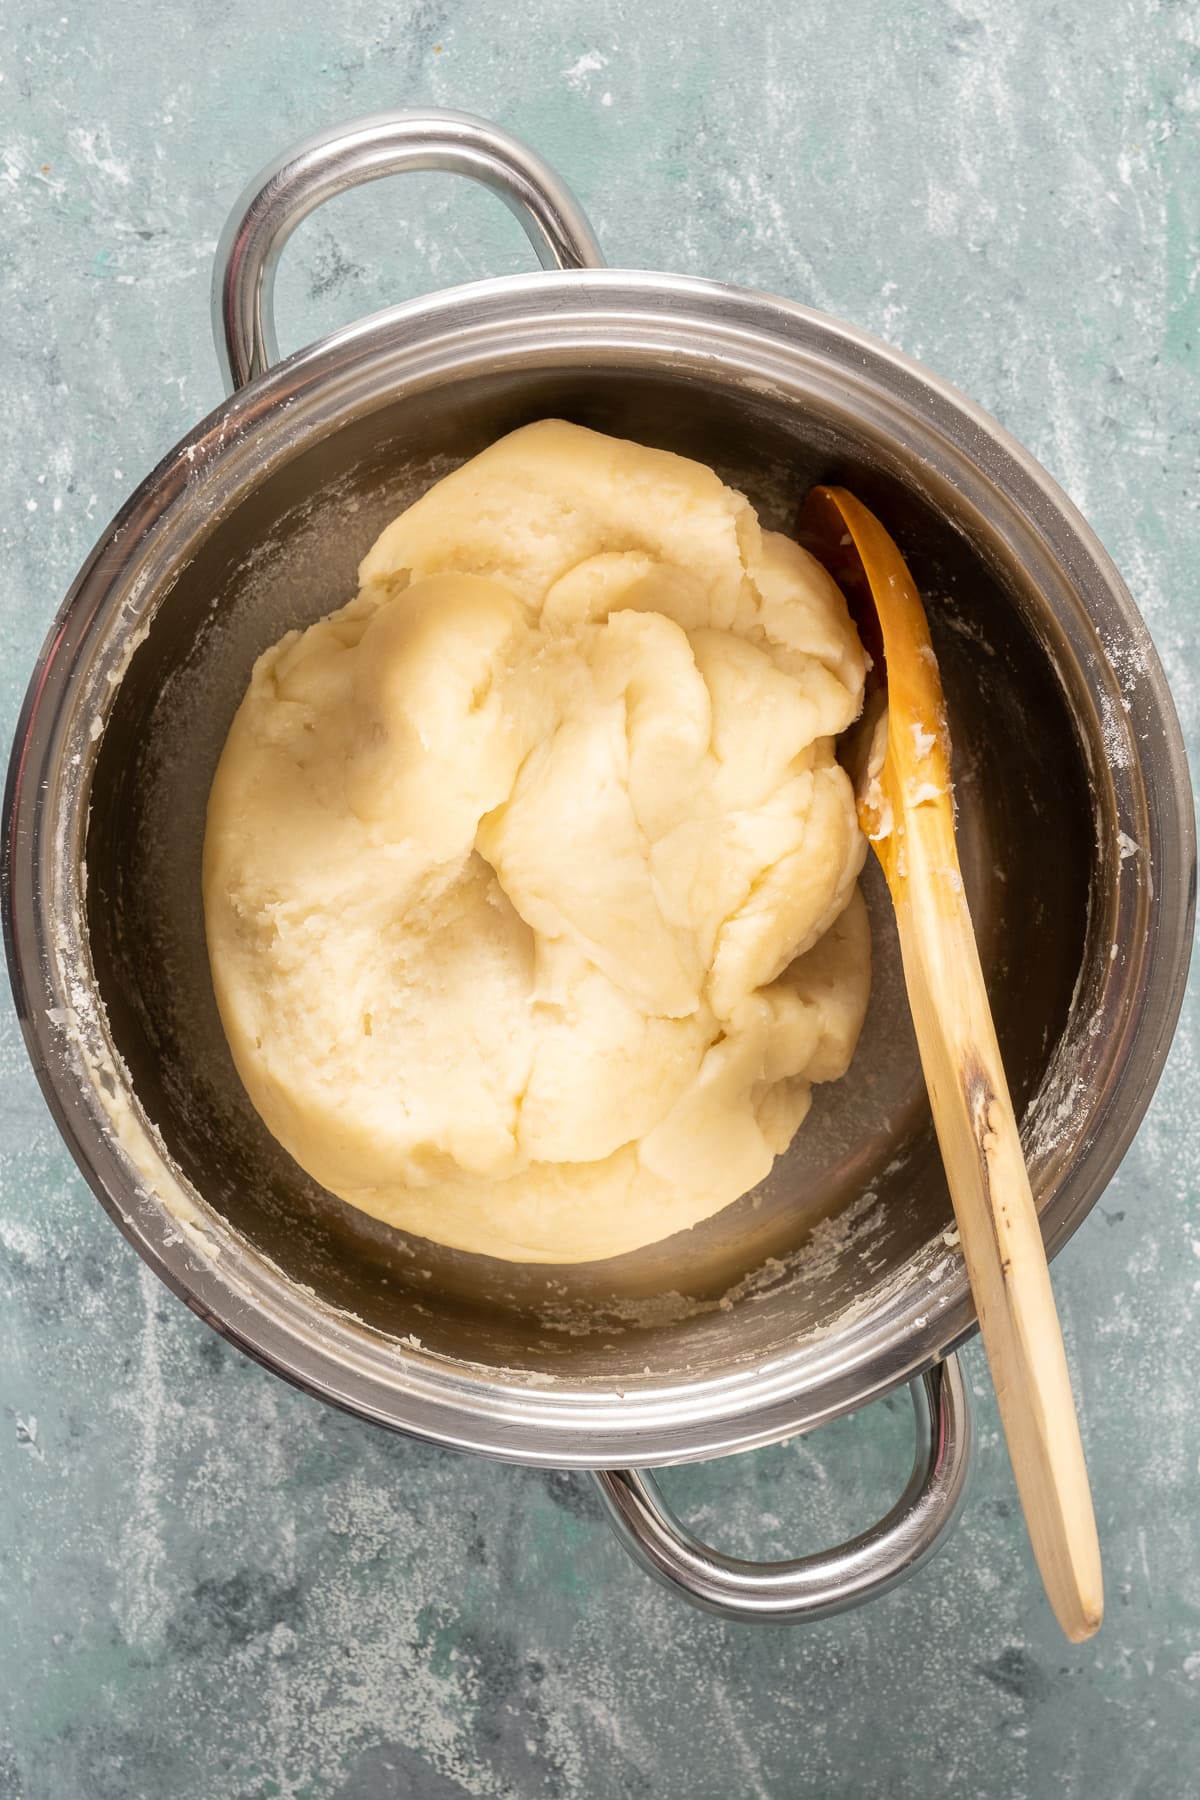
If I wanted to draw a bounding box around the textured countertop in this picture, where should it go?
[2,3,1197,1796]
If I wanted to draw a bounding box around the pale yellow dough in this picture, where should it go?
[203,421,871,1263]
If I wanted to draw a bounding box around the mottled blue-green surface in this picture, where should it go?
[2,3,1198,1796]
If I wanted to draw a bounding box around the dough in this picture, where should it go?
[203,421,871,1263]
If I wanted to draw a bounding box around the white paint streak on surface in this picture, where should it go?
[67,124,133,187]
[563,50,607,88]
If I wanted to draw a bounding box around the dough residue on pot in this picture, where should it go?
[203,420,871,1262]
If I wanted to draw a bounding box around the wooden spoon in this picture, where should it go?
[799,484,1103,1643]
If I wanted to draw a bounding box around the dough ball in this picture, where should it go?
[203,421,871,1262]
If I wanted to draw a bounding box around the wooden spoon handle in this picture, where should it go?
[895,793,1103,1642]
[799,483,1103,1639]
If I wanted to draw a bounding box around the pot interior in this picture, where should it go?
[83,356,1097,1383]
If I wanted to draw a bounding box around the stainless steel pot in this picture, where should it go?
[5,112,1194,1624]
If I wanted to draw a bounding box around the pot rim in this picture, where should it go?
[4,266,1195,1466]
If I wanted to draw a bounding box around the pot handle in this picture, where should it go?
[213,108,605,394]
[591,1357,970,1622]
